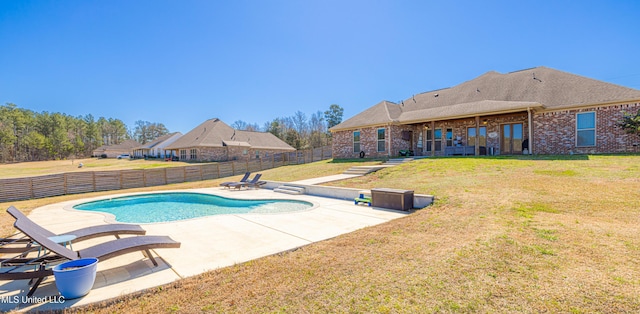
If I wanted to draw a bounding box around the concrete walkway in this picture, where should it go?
[1,187,409,312]
[290,174,361,185]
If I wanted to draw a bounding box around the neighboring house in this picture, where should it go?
[92,139,141,158]
[330,66,640,158]
[133,132,183,159]
[165,118,295,162]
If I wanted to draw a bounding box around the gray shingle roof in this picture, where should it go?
[333,101,402,130]
[166,118,295,151]
[331,66,640,131]
[137,132,182,149]
[94,139,141,152]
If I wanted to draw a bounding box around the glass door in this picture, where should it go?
[501,123,523,154]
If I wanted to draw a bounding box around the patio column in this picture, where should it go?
[430,121,435,156]
[527,108,533,154]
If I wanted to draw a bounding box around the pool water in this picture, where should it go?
[73,192,313,223]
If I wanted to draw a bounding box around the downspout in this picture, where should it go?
[527,107,533,155]
[475,116,480,156]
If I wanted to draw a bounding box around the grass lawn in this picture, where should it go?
[0,158,193,179]
[2,155,640,313]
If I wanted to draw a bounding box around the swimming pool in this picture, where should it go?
[72,192,314,223]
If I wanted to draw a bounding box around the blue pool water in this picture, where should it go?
[73,192,313,223]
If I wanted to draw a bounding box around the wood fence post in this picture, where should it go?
[163,168,168,185]
[217,163,220,178]
[231,161,235,175]
[30,177,35,199]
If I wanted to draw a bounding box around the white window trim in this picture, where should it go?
[576,111,596,147]
[353,131,361,153]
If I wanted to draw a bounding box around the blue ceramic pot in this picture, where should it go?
[52,258,98,299]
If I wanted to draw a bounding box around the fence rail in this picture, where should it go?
[0,146,332,202]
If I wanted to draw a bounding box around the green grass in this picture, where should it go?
[3,155,640,313]
[0,158,191,179]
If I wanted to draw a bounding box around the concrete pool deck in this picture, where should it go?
[1,187,410,312]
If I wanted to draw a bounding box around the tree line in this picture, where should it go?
[0,103,132,162]
[0,103,343,163]
[232,104,344,150]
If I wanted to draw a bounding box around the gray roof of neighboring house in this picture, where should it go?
[166,118,295,151]
[94,139,141,152]
[137,132,182,149]
[331,66,640,131]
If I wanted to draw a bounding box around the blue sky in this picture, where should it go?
[1,0,639,134]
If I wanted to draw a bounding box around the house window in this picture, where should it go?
[434,128,442,151]
[377,128,385,152]
[425,128,432,152]
[446,128,453,147]
[255,150,260,159]
[576,112,596,147]
[180,149,186,160]
[243,149,248,155]
[353,131,361,153]
[190,149,197,160]
[417,131,423,150]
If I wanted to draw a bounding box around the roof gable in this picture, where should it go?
[166,119,234,149]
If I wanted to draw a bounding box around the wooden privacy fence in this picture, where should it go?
[0,146,333,202]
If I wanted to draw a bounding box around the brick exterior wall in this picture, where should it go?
[332,112,531,158]
[332,126,387,159]
[176,146,294,162]
[533,102,640,154]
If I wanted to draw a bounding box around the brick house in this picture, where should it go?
[92,139,141,158]
[165,118,295,162]
[330,67,640,158]
[132,132,183,159]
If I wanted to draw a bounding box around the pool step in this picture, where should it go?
[274,185,305,195]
